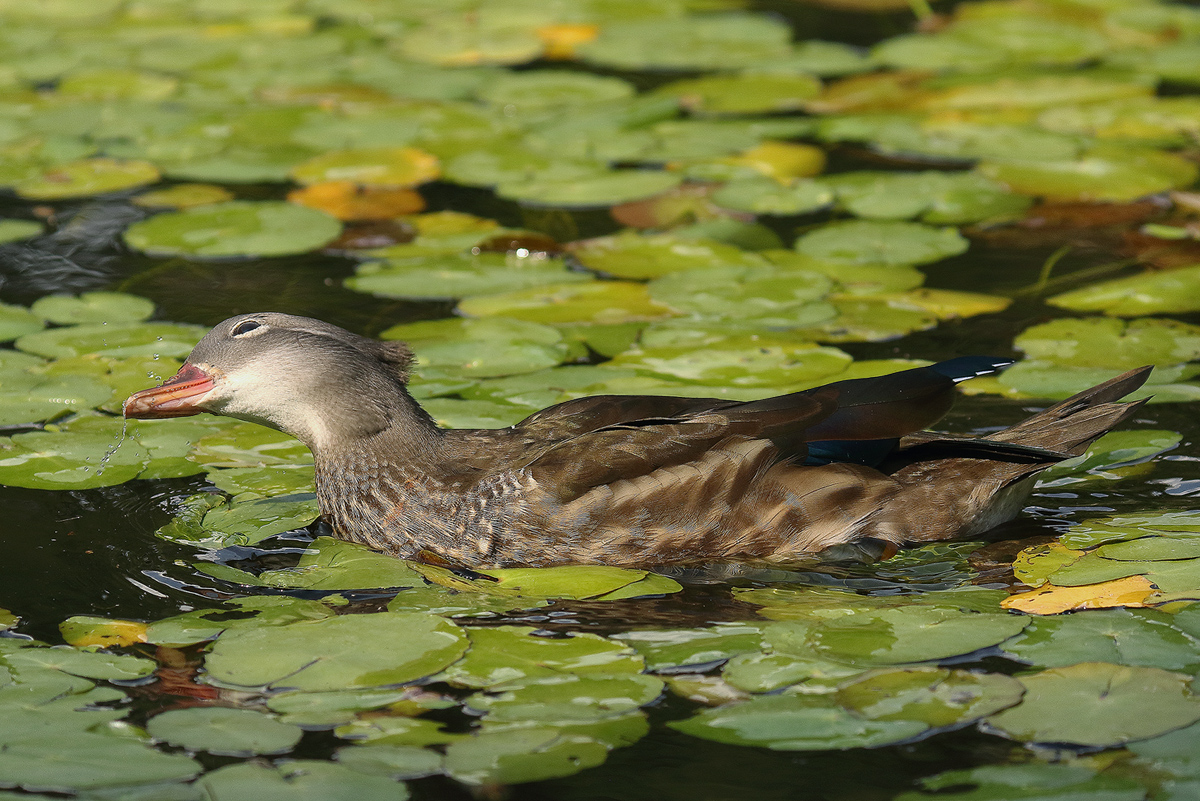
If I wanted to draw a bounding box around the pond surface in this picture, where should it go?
[1,0,1199,799]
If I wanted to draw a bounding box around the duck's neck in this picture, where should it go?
[305,386,446,469]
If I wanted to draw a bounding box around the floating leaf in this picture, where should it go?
[795,220,969,266]
[248,537,425,591]
[287,181,426,221]
[166,493,320,548]
[1014,317,1200,371]
[0,303,46,342]
[1048,265,1200,317]
[806,606,1029,665]
[29,292,154,325]
[348,252,590,300]
[979,145,1199,203]
[657,72,822,115]
[897,763,1146,801]
[573,232,768,280]
[670,694,926,750]
[1000,609,1200,669]
[722,651,862,693]
[836,667,1025,728]
[204,612,468,692]
[443,728,609,786]
[147,708,303,757]
[382,316,568,379]
[458,281,676,325]
[439,626,643,689]
[132,183,234,209]
[497,170,682,208]
[822,171,1031,224]
[613,625,764,672]
[291,147,440,188]
[986,662,1200,746]
[199,761,408,801]
[478,71,634,109]
[16,321,205,360]
[334,744,443,781]
[0,219,42,243]
[59,616,147,648]
[123,201,342,258]
[578,14,793,71]
[711,177,834,216]
[14,158,159,200]
[466,674,664,721]
[3,646,155,681]
[0,423,148,490]
[189,423,312,468]
[610,335,852,388]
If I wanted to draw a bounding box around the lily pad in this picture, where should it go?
[795,220,969,266]
[458,281,677,326]
[438,626,644,689]
[986,662,1200,746]
[897,763,1146,801]
[466,673,664,721]
[199,761,408,801]
[204,612,468,692]
[16,321,206,360]
[1000,609,1200,671]
[1013,317,1200,371]
[657,71,822,115]
[979,145,1199,203]
[711,177,835,216]
[348,252,590,300]
[497,169,683,208]
[648,265,835,327]
[132,183,234,209]
[613,625,764,672]
[29,292,155,325]
[14,158,159,200]
[478,71,634,110]
[245,537,425,590]
[836,667,1025,728]
[807,606,1029,665]
[381,316,569,379]
[334,744,443,781]
[822,170,1031,224]
[290,147,440,188]
[572,232,769,280]
[670,694,927,750]
[0,423,149,490]
[123,201,342,258]
[0,303,46,342]
[1048,265,1200,317]
[577,14,793,71]
[189,423,312,468]
[0,219,42,243]
[147,707,303,756]
[165,492,320,548]
[609,336,852,388]
[3,646,155,681]
[443,728,609,786]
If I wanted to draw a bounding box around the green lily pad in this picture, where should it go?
[1038,430,1182,485]
[270,687,439,728]
[132,183,235,209]
[204,465,315,497]
[334,744,443,781]
[0,303,46,342]
[348,252,591,300]
[381,316,568,379]
[15,321,206,360]
[29,292,155,325]
[246,537,425,590]
[1062,510,1200,550]
[795,220,969,266]
[14,158,159,200]
[578,14,793,71]
[145,597,336,647]
[335,714,463,748]
[711,177,835,216]
[164,492,319,548]
[414,564,682,601]
[722,651,863,693]
[613,625,764,672]
[836,667,1025,728]
[572,232,769,280]
[610,335,851,388]
[386,584,546,619]
[0,422,149,490]
[0,369,112,426]
[0,733,200,794]
[458,281,677,326]
[204,612,468,692]
[1014,317,1200,371]
[1001,609,1200,671]
[478,71,634,110]
[439,626,644,689]
[497,169,683,209]
[822,170,1031,224]
[189,423,313,468]
[0,609,15,630]
[1048,265,1200,317]
[986,662,1200,746]
[979,145,1199,203]
[466,673,664,721]
[896,763,1146,801]
[2,646,155,681]
[670,694,927,750]
[123,201,342,258]
[147,707,303,756]
[0,219,42,243]
[648,265,835,327]
[199,761,408,801]
[657,71,822,115]
[443,727,609,786]
[807,606,1029,665]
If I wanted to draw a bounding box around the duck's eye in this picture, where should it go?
[231,320,263,337]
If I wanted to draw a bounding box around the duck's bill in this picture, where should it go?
[123,363,214,418]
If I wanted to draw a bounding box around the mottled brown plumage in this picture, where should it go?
[124,313,1151,568]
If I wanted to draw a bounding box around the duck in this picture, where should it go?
[124,312,1151,569]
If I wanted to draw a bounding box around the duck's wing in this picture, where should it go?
[517,359,1004,503]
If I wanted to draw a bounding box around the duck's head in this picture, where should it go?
[124,312,423,452]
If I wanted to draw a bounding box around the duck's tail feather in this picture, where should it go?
[872,366,1153,544]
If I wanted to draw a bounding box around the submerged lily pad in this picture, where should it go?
[986,662,1200,746]
[123,201,342,258]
